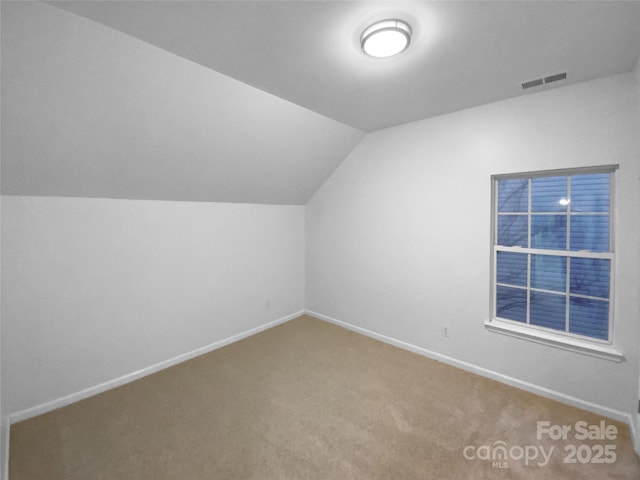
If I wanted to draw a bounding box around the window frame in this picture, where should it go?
[486,165,623,362]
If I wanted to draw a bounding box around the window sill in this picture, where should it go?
[484,319,624,362]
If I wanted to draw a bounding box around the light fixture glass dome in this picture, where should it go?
[361,19,411,58]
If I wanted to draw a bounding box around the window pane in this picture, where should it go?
[496,286,526,322]
[569,297,609,340]
[497,215,528,247]
[571,174,609,213]
[498,178,528,212]
[570,215,609,252]
[532,176,567,212]
[496,252,527,287]
[531,215,566,250]
[570,258,610,299]
[531,254,566,292]
[530,292,566,331]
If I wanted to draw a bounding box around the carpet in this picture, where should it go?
[10,315,640,479]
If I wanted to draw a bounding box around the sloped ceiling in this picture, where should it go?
[2,1,640,204]
[47,0,640,131]
[0,1,364,204]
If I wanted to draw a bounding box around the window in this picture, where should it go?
[489,167,618,355]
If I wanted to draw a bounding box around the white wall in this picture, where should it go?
[0,191,4,477]
[1,196,304,416]
[307,73,640,417]
[634,55,640,448]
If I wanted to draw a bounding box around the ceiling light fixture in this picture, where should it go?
[361,19,411,58]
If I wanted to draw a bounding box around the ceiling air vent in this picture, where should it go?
[544,72,567,84]
[521,78,544,90]
[521,72,567,90]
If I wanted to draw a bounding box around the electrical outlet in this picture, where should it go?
[442,325,450,337]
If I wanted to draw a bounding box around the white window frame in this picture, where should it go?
[485,165,624,362]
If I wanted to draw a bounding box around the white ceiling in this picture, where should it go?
[1,1,363,204]
[48,0,640,131]
[2,1,640,204]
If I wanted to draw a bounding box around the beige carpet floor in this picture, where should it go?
[10,315,640,479]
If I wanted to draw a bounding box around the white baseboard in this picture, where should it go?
[9,310,304,425]
[6,307,639,472]
[305,309,638,450]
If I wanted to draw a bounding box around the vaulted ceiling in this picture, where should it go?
[2,1,639,204]
[1,1,363,204]
[47,0,640,131]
